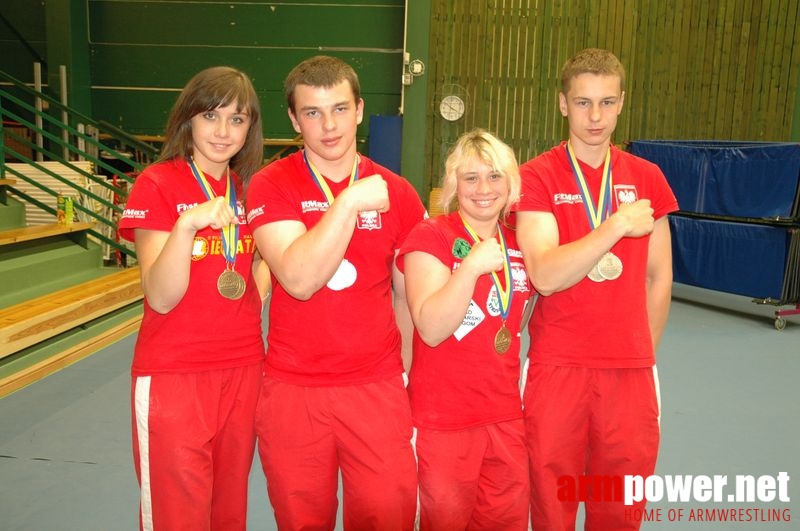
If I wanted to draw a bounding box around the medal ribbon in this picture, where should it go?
[304,150,359,206]
[188,157,239,268]
[459,214,513,322]
[565,142,613,229]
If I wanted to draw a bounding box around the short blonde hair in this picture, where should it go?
[561,48,626,94]
[438,129,520,219]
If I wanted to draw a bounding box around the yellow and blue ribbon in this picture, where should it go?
[303,150,359,206]
[188,157,239,267]
[565,141,613,229]
[460,215,513,323]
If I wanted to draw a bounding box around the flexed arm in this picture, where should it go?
[517,199,655,295]
[136,196,236,313]
[405,239,505,347]
[252,174,389,300]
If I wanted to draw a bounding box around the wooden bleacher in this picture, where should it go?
[0,265,143,397]
[0,266,143,359]
[0,221,94,245]
[1,169,142,397]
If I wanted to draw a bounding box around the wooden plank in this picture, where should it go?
[618,0,637,140]
[699,1,716,133]
[773,0,800,132]
[750,0,771,137]
[0,313,142,398]
[785,0,800,132]
[0,222,94,246]
[762,0,779,137]
[667,0,689,137]
[730,0,752,138]
[651,0,671,138]
[716,0,734,137]
[0,266,142,358]
[0,179,17,186]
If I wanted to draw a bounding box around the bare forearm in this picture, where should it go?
[394,294,414,372]
[252,253,271,304]
[139,221,196,313]
[414,267,481,346]
[528,215,628,295]
[271,200,359,299]
[647,274,672,352]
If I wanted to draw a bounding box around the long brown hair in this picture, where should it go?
[158,66,263,185]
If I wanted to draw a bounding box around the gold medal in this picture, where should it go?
[218,269,246,300]
[494,324,512,354]
[597,251,623,280]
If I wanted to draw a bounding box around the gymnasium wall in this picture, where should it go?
[425,0,800,191]
[0,0,405,147]
[2,1,800,199]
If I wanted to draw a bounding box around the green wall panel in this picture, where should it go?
[90,49,402,139]
[89,47,402,95]
[88,1,403,49]
[0,0,47,82]
[84,0,405,140]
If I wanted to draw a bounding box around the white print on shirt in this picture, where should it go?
[177,202,199,213]
[479,263,532,318]
[122,207,148,220]
[614,184,638,206]
[247,205,264,224]
[192,236,209,260]
[357,210,382,230]
[301,200,329,213]
[511,264,530,293]
[326,258,357,291]
[486,285,501,317]
[554,193,583,205]
[453,299,486,341]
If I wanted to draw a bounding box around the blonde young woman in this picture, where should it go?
[397,129,533,530]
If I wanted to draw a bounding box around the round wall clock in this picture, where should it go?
[439,95,465,121]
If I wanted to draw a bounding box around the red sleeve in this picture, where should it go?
[117,167,179,242]
[245,157,303,231]
[396,216,454,273]
[515,148,561,214]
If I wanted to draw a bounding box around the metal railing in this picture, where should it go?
[0,68,155,263]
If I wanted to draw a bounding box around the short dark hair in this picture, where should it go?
[284,56,361,113]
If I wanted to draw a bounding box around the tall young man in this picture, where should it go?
[516,48,678,529]
[246,55,424,530]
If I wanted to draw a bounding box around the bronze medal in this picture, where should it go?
[494,324,512,354]
[597,251,623,281]
[218,269,246,300]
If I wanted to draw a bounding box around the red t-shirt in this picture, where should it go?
[517,143,678,368]
[118,158,265,375]
[397,212,532,430]
[246,151,427,385]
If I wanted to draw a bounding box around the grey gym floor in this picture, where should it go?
[1,283,798,530]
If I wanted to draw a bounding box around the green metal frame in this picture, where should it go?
[0,69,154,261]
